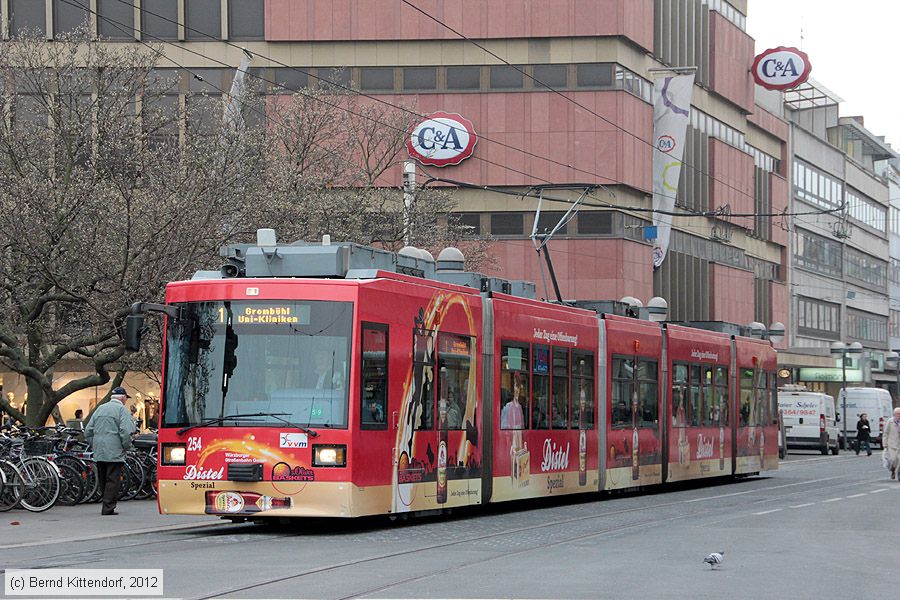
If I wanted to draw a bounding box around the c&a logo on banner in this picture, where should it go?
[407,111,477,167]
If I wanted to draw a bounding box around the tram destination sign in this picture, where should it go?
[219,303,311,325]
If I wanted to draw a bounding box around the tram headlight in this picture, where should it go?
[313,444,346,467]
[162,443,187,465]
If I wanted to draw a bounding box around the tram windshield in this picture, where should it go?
[162,300,353,429]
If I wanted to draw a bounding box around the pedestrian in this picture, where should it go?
[85,386,137,515]
[855,413,872,456]
[883,407,900,481]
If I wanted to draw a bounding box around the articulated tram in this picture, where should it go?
[134,235,778,519]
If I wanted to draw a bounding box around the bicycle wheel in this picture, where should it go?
[80,459,99,504]
[55,463,85,506]
[0,461,24,512]
[54,455,95,505]
[19,457,61,512]
[135,454,157,500]
[120,456,145,501]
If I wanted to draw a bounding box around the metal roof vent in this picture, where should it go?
[398,246,420,259]
[418,248,435,263]
[436,247,465,272]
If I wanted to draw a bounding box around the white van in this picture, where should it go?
[778,388,840,455]
[838,387,894,448]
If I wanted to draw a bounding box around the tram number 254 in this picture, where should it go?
[187,437,202,452]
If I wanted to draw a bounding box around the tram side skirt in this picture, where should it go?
[481,297,495,504]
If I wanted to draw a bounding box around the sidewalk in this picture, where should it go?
[0,500,225,549]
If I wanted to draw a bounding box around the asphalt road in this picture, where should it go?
[2,451,896,600]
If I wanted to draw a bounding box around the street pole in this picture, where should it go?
[841,350,847,447]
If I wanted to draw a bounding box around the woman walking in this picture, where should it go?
[855,413,872,456]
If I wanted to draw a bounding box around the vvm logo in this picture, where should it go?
[407,111,477,167]
[751,47,812,91]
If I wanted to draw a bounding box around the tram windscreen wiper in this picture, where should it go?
[175,413,319,437]
[176,413,279,436]
[248,412,320,437]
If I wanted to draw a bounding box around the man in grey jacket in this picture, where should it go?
[85,386,137,515]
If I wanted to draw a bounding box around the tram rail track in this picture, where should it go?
[191,471,871,599]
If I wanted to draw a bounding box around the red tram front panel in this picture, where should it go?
[733,337,778,475]
[156,275,486,518]
[602,315,664,490]
[489,295,600,502]
[664,325,733,482]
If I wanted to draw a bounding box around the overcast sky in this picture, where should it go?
[748,0,899,149]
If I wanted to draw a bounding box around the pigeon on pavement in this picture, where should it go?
[703,551,725,569]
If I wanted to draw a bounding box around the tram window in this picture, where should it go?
[754,369,767,426]
[739,368,753,427]
[701,366,715,426]
[672,363,689,427]
[611,356,633,429]
[437,333,473,431]
[360,323,388,429]
[532,345,550,429]
[413,330,435,430]
[769,371,778,425]
[637,360,658,427]
[715,366,729,426]
[572,351,595,429]
[500,342,529,429]
[551,348,569,429]
[689,365,701,426]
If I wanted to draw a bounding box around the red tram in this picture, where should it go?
[128,236,779,519]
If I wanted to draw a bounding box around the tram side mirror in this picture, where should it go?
[125,314,145,352]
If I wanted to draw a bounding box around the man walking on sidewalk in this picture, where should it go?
[85,386,137,515]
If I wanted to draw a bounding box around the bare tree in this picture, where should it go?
[0,31,264,425]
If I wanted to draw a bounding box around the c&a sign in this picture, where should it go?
[407,111,477,167]
[751,46,812,91]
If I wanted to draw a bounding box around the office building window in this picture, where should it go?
[532,65,568,88]
[796,297,840,340]
[272,68,308,93]
[186,0,221,40]
[793,228,842,278]
[10,0,46,36]
[793,160,843,210]
[577,212,614,235]
[490,213,524,236]
[360,68,394,91]
[845,188,886,233]
[98,0,135,39]
[228,0,263,39]
[446,66,480,90]
[403,67,437,91]
[535,212,567,235]
[490,66,524,89]
[54,0,88,36]
[142,0,178,39]
[847,309,888,344]
[576,63,613,87]
[456,213,481,235]
[844,246,887,290]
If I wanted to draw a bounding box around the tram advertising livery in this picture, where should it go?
[125,233,779,520]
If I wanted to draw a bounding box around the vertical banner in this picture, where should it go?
[223,51,254,130]
[651,74,695,269]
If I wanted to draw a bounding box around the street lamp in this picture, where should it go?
[830,341,863,447]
